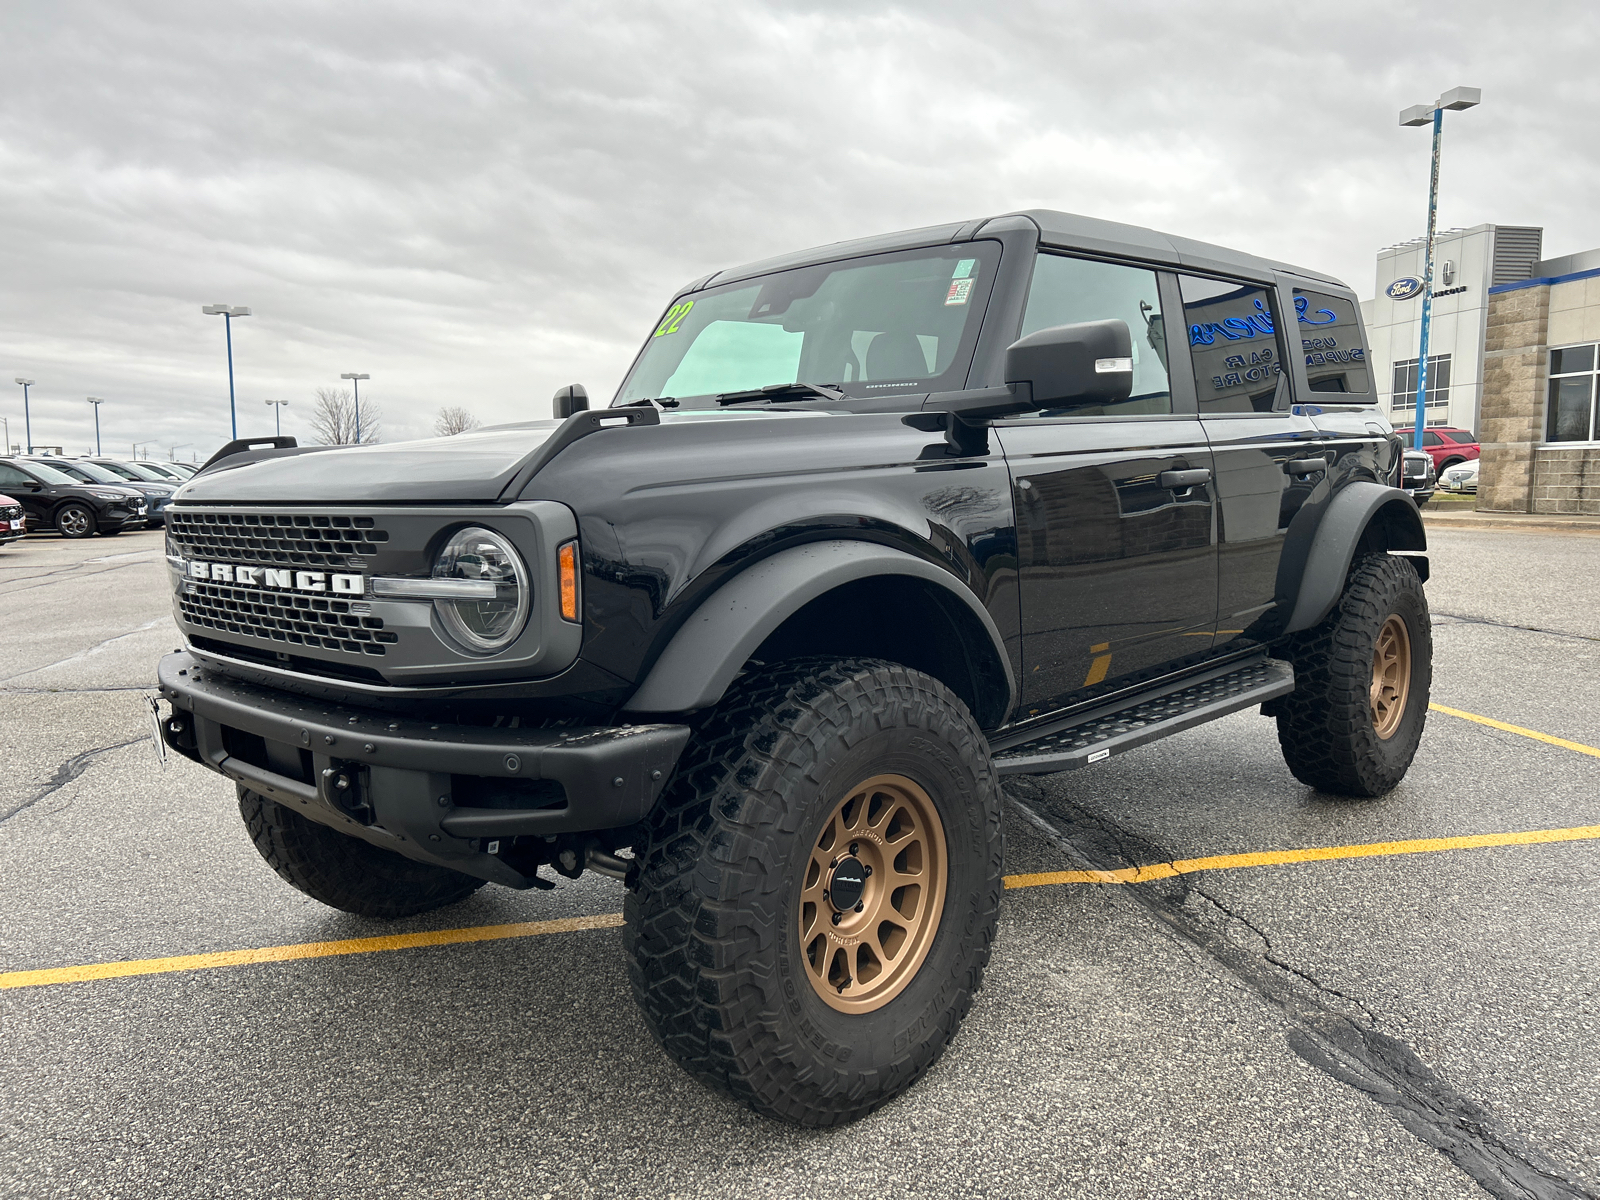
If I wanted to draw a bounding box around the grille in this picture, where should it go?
[168,510,390,569]
[180,580,399,656]
[1,505,20,520]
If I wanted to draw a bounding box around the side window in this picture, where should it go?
[1179,276,1289,413]
[1422,431,1444,447]
[1293,288,1371,394]
[0,464,33,488]
[1019,253,1170,416]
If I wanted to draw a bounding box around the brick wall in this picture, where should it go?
[1532,447,1600,514]
[1477,286,1549,512]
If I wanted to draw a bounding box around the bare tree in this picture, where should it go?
[434,405,481,437]
[308,387,381,445]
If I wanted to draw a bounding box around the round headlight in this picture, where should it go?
[431,526,530,652]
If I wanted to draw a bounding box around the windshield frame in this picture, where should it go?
[613,240,1004,410]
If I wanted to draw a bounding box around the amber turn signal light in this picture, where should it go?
[558,541,579,622]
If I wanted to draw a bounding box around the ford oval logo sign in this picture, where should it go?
[1386,276,1423,300]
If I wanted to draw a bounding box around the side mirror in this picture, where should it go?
[1004,319,1133,408]
[553,384,590,419]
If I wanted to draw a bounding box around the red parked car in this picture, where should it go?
[0,494,25,546]
[1392,426,1480,474]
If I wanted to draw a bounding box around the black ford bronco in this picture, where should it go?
[155,210,1430,1126]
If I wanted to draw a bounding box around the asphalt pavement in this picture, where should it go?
[2,525,1596,1199]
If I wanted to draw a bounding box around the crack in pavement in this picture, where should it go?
[0,558,155,598]
[1003,779,1596,1200]
[1433,612,1600,645]
[0,737,146,826]
[0,618,168,685]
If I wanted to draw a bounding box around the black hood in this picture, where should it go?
[176,422,566,504]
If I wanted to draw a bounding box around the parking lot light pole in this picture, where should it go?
[87,397,104,456]
[170,443,192,462]
[201,305,251,440]
[1399,86,1480,449]
[133,440,157,460]
[340,373,369,444]
[265,398,289,436]
[14,378,35,454]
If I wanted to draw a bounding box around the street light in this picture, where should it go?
[201,304,251,440]
[1399,86,1481,449]
[170,443,193,462]
[341,373,370,444]
[14,379,35,454]
[265,398,289,436]
[87,397,104,456]
[133,440,158,460]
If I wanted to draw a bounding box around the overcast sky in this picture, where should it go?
[2,1,1596,459]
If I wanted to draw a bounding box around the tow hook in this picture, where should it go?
[551,835,639,887]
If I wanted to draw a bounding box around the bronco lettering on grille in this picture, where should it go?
[184,560,364,596]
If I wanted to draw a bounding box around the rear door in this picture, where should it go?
[994,252,1217,717]
[1175,277,1373,648]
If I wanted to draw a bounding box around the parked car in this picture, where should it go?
[0,494,24,546]
[42,457,175,525]
[1392,426,1479,474]
[0,457,147,537]
[1441,458,1479,494]
[155,208,1434,1126]
[159,462,200,478]
[132,460,195,482]
[1401,449,1437,502]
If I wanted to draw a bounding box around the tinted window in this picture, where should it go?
[0,464,32,488]
[1293,289,1371,394]
[1547,342,1599,442]
[1421,431,1443,446]
[1179,276,1287,413]
[1018,253,1171,416]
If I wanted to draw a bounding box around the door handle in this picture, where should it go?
[1284,458,1328,475]
[1157,468,1211,489]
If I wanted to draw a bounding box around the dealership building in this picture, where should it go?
[1361,224,1600,515]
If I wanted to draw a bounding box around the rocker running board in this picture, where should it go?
[990,657,1295,776]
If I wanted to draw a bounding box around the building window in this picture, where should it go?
[1547,344,1598,443]
[1391,354,1451,423]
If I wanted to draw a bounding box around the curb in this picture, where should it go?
[1421,511,1600,534]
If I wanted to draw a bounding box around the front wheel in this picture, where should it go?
[56,503,96,539]
[1274,554,1432,796]
[625,658,1003,1126]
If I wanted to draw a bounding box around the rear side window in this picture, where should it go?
[1293,288,1371,394]
[1178,276,1288,413]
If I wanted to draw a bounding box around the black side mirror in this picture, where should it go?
[1004,319,1133,409]
[553,384,590,419]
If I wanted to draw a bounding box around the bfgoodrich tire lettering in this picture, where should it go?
[1274,554,1432,797]
[624,657,1003,1126]
[238,788,485,919]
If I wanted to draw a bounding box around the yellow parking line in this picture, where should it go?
[1430,702,1600,759]
[0,912,624,991]
[1003,823,1600,889]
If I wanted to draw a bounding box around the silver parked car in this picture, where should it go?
[1401,448,1436,502]
[1441,458,1479,494]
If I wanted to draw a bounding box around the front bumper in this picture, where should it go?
[156,651,690,888]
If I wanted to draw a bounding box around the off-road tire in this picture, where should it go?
[1274,554,1431,796]
[238,788,486,918]
[625,657,1004,1126]
[56,502,96,539]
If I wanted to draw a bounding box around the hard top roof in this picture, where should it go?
[699,209,1346,293]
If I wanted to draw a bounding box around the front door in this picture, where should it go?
[995,252,1217,718]
[0,463,46,529]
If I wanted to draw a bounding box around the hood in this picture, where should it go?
[177,422,568,504]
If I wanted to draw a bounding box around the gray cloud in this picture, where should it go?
[2,0,1596,457]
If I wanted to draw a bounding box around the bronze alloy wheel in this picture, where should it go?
[1370,614,1412,740]
[798,773,949,1014]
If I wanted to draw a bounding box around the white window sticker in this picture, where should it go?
[952,258,976,280]
[945,277,975,306]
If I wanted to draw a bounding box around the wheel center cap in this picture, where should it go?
[828,856,867,911]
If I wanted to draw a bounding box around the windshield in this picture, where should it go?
[17,460,80,486]
[101,459,171,482]
[616,242,1000,407]
[45,460,124,484]
[140,463,188,480]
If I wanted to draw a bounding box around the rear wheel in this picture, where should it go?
[1274,554,1432,796]
[238,788,486,918]
[56,503,95,539]
[625,658,1003,1126]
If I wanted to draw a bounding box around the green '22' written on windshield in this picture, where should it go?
[653,301,694,337]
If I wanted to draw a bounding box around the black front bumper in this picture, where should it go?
[156,651,690,888]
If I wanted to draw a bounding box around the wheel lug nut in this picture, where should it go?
[849,842,859,855]
[831,912,842,925]
[855,902,864,913]
[862,864,872,876]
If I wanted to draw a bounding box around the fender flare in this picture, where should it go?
[621,540,1017,717]
[1281,483,1427,634]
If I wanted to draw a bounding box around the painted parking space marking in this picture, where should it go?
[1430,702,1600,759]
[1002,823,1600,889]
[0,913,623,991]
[7,706,1594,993]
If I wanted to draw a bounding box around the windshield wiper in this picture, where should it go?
[715,382,846,405]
